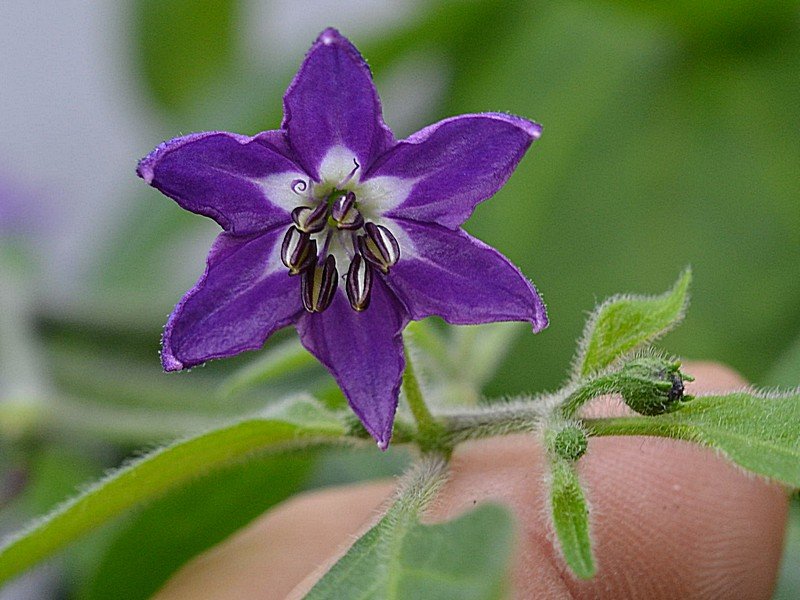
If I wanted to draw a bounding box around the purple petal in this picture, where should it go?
[137,131,307,236]
[366,113,542,229]
[296,279,408,448]
[385,219,548,332]
[282,28,394,180]
[163,227,302,371]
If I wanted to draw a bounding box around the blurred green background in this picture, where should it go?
[1,0,798,597]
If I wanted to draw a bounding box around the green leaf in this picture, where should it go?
[774,498,800,599]
[549,459,595,579]
[307,504,514,600]
[218,337,317,398]
[133,0,238,112]
[84,454,314,600]
[575,269,691,378]
[0,396,346,586]
[766,333,800,387]
[404,320,523,408]
[585,391,800,487]
[307,458,515,599]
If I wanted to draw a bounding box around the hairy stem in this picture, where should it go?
[582,416,697,442]
[560,375,616,418]
[438,402,548,446]
[393,452,450,512]
[402,347,447,452]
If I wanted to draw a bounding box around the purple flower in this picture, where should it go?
[137,28,547,448]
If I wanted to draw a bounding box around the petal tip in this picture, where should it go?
[529,121,543,140]
[376,437,390,451]
[317,27,344,46]
[161,350,184,372]
[530,302,549,333]
[136,154,155,184]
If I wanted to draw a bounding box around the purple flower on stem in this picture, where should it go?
[137,28,547,448]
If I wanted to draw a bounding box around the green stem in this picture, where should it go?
[438,403,546,446]
[402,347,446,452]
[560,375,616,418]
[582,416,697,442]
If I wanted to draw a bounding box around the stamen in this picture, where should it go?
[319,229,334,258]
[281,227,316,275]
[331,191,365,230]
[301,255,338,313]
[359,222,400,273]
[291,202,328,233]
[290,179,308,194]
[346,253,373,311]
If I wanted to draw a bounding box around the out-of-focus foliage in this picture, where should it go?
[0,397,346,587]
[1,0,798,596]
[83,454,313,600]
[96,0,800,393]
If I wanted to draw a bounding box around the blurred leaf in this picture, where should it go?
[549,459,595,579]
[16,447,98,522]
[218,337,316,399]
[766,334,800,387]
[305,446,411,489]
[452,323,524,389]
[6,445,113,592]
[774,498,800,599]
[133,0,239,112]
[586,391,800,486]
[307,503,514,600]
[0,396,346,586]
[405,320,524,407]
[449,2,800,394]
[84,453,313,600]
[575,269,691,377]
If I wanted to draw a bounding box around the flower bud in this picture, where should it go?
[550,425,588,462]
[614,357,693,416]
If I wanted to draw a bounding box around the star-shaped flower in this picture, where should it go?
[137,28,547,448]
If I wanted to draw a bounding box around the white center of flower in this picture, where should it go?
[279,148,403,313]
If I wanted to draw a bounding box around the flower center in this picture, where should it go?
[280,167,400,313]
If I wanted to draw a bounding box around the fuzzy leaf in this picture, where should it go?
[306,503,514,600]
[0,396,346,586]
[84,454,314,600]
[586,391,800,487]
[549,459,595,579]
[576,269,691,377]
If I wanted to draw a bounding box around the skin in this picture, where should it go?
[154,362,789,599]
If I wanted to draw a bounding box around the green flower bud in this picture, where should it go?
[615,357,693,416]
[551,425,589,461]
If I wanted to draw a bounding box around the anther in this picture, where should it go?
[290,179,308,194]
[291,202,328,233]
[359,222,400,273]
[281,227,316,275]
[331,191,364,230]
[301,254,338,313]
[346,253,373,311]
